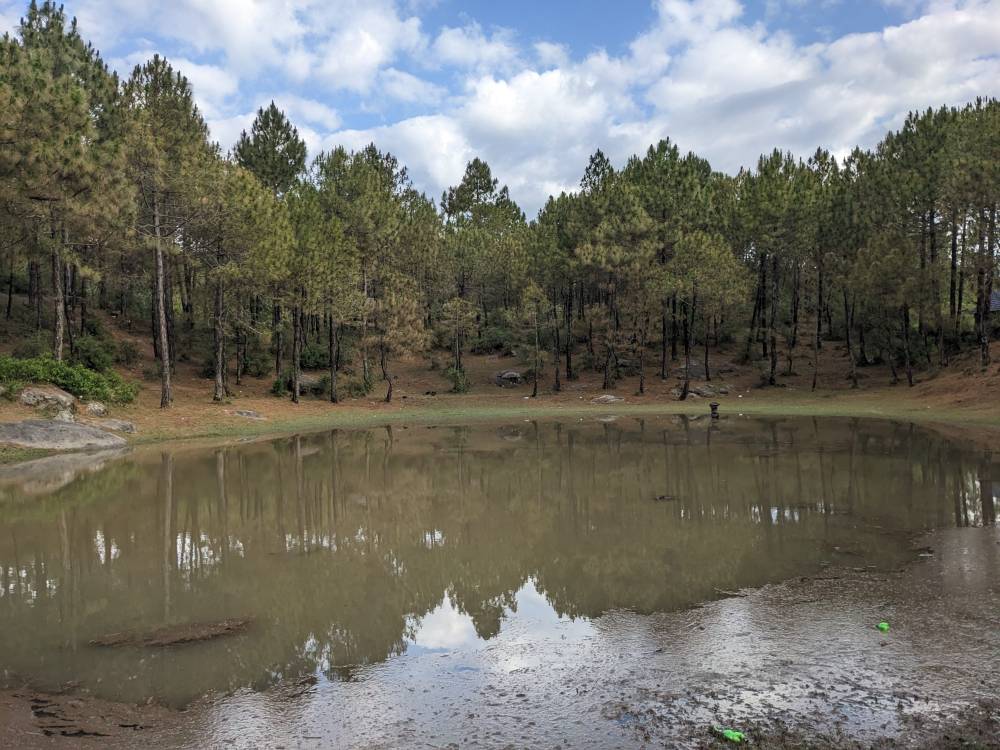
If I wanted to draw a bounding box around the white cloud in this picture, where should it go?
[379,68,447,104]
[431,23,520,72]
[27,0,1000,216]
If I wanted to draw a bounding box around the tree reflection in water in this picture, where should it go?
[0,416,995,706]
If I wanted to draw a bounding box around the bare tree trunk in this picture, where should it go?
[532,311,540,398]
[843,290,858,388]
[291,303,302,403]
[768,255,778,386]
[703,311,711,382]
[564,286,574,380]
[659,301,668,378]
[4,259,12,320]
[381,341,392,403]
[680,294,696,400]
[551,301,561,392]
[328,314,338,404]
[52,245,65,361]
[902,304,914,387]
[213,280,225,402]
[153,193,172,408]
[273,303,283,377]
[812,261,823,391]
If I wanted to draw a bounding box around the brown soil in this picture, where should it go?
[88,618,251,648]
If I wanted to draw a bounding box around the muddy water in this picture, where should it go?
[0,416,997,747]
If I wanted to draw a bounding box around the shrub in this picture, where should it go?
[342,378,369,399]
[116,340,141,368]
[73,336,115,372]
[12,332,50,359]
[470,325,515,355]
[444,366,471,393]
[300,342,329,370]
[244,347,271,378]
[0,355,138,403]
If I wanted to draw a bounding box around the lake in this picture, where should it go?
[0,415,996,747]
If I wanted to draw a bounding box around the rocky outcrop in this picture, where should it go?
[495,370,523,388]
[0,420,127,450]
[19,386,76,421]
[0,448,128,495]
[84,401,108,416]
[91,418,136,434]
[592,394,624,404]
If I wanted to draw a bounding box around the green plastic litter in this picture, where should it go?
[877,621,890,633]
[714,727,745,743]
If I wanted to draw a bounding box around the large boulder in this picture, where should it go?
[92,418,137,434]
[0,420,127,450]
[592,394,624,405]
[20,385,76,414]
[85,401,108,417]
[495,370,523,388]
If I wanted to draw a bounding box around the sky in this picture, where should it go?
[2,0,998,215]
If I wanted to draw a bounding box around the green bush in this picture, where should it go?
[0,355,138,403]
[300,342,329,370]
[12,332,50,359]
[73,336,115,372]
[244,347,271,378]
[470,325,515,355]
[116,340,141,368]
[444,366,471,393]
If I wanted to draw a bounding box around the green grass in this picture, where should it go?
[132,393,1000,448]
[0,445,56,465]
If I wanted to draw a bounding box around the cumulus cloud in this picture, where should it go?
[18,0,999,215]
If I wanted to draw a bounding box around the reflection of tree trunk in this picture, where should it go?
[216,450,227,564]
[981,462,996,526]
[161,453,173,619]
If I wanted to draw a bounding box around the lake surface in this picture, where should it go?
[0,415,997,745]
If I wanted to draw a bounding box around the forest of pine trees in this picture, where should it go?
[1,2,999,408]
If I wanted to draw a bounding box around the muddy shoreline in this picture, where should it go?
[3,525,997,749]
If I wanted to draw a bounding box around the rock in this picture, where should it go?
[692,385,717,398]
[20,386,76,412]
[495,370,523,388]
[591,394,624,404]
[84,402,108,417]
[232,410,265,421]
[93,418,136,434]
[0,420,127,450]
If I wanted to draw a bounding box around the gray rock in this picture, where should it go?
[591,394,624,404]
[692,385,717,398]
[0,420,127,450]
[20,386,76,411]
[233,410,266,421]
[93,418,137,434]
[85,401,108,417]
[495,370,523,387]
[53,409,76,423]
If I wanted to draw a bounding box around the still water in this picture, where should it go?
[0,415,995,712]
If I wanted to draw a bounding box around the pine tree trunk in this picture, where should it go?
[564,286,574,380]
[328,314,338,404]
[291,304,301,403]
[843,290,858,388]
[670,294,678,361]
[659,301,668,378]
[381,341,392,403]
[213,280,225,402]
[4,260,12,320]
[273,304,283,377]
[703,311,711,382]
[79,278,87,335]
[551,302,561,392]
[51,245,65,361]
[902,305,914,387]
[532,312,539,398]
[153,193,172,408]
[768,255,778,385]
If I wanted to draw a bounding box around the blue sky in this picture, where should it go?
[2,0,997,214]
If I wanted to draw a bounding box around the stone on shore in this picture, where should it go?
[0,420,127,450]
